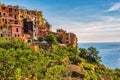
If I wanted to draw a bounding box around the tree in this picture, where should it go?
[87,47,101,63]
[56,35,62,43]
[0,38,30,49]
[38,36,44,42]
[79,48,87,58]
[45,65,67,79]
[69,56,81,65]
[79,47,101,63]
[45,34,57,45]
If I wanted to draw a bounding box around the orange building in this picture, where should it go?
[38,19,52,36]
[0,3,45,41]
[43,21,52,32]
[38,28,48,36]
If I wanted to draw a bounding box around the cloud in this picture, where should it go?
[49,15,120,42]
[107,2,120,12]
[97,16,118,21]
[43,6,120,42]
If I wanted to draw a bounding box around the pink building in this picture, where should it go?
[0,4,22,39]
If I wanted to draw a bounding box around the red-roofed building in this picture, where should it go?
[38,28,48,36]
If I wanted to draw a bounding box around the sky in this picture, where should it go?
[0,0,120,42]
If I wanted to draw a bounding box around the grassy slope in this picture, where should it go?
[0,38,120,80]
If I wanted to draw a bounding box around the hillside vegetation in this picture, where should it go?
[0,36,120,80]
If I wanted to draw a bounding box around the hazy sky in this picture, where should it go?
[1,0,120,42]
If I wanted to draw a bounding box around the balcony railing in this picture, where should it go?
[8,22,14,24]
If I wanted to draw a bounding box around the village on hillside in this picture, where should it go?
[0,3,77,48]
[0,2,120,80]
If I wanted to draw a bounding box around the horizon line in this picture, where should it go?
[78,41,120,43]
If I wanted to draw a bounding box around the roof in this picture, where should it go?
[40,40,48,44]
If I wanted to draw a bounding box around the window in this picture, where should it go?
[15,20,18,24]
[66,34,69,36]
[0,12,2,17]
[8,27,11,30]
[2,18,4,22]
[20,16,23,18]
[15,34,16,37]
[14,15,17,19]
[18,34,20,37]
[2,7,5,10]
[9,8,12,12]
[5,19,7,24]
[27,11,30,14]
[66,37,68,40]
[16,28,18,32]
[0,26,2,30]
[9,20,13,24]
[3,13,5,16]
[1,34,3,37]
[8,34,10,37]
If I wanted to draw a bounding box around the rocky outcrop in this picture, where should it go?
[68,64,86,79]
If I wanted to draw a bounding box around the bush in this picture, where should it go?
[79,48,87,58]
[38,36,44,42]
[69,56,81,65]
[45,65,67,79]
[87,47,101,63]
[45,34,57,45]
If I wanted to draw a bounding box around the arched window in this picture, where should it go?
[1,34,3,37]
[15,34,16,37]
[16,28,18,32]
[0,26,2,30]
[18,34,20,37]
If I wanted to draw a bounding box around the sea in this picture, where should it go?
[78,42,120,69]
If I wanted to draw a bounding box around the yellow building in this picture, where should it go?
[36,11,43,28]
[0,3,2,10]
[0,3,2,25]
[19,9,24,26]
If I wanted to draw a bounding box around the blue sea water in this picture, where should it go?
[78,42,120,69]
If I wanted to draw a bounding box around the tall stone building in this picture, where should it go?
[57,29,77,47]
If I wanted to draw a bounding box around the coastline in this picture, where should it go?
[78,42,120,69]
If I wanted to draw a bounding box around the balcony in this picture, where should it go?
[8,24,22,27]
[8,21,14,24]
